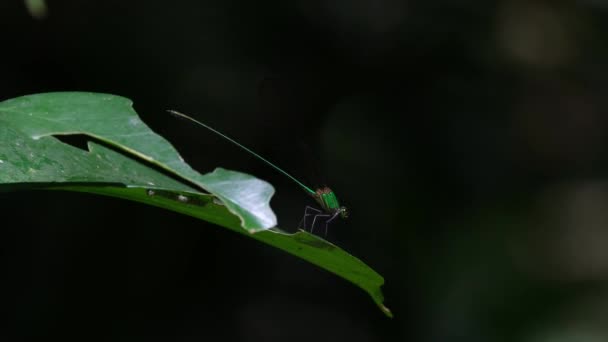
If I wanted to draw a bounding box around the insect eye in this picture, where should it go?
[341,207,350,219]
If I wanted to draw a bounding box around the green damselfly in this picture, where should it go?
[168,110,349,235]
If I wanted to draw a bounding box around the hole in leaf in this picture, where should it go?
[51,133,203,192]
[54,134,90,151]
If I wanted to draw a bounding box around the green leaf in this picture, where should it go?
[0,92,275,232]
[0,92,391,317]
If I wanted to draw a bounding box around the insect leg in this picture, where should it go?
[299,206,322,231]
[310,213,331,234]
[323,210,342,236]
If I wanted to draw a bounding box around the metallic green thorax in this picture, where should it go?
[313,187,349,219]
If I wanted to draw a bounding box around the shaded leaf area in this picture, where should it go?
[53,185,391,317]
[0,92,390,316]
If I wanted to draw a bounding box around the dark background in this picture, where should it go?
[3,0,608,341]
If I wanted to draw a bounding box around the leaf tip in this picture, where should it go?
[379,303,393,318]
